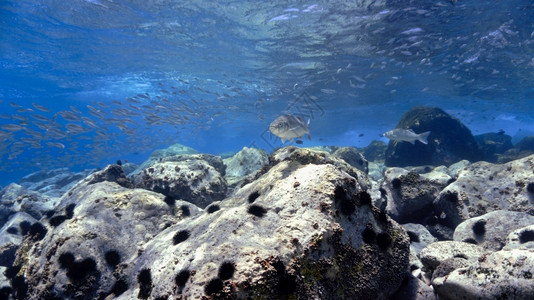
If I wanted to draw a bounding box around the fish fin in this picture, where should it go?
[307,119,310,126]
[409,140,415,144]
[308,133,312,141]
[418,131,431,144]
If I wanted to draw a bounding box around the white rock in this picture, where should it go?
[453,210,534,251]
[434,154,534,228]
[434,249,534,299]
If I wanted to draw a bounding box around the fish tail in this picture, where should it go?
[418,131,431,144]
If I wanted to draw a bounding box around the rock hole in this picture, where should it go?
[163,196,175,206]
[443,191,458,203]
[361,226,376,244]
[173,230,190,245]
[65,204,76,219]
[218,262,235,280]
[19,221,31,235]
[110,278,128,297]
[248,205,267,218]
[180,205,191,217]
[463,238,477,245]
[205,278,223,295]
[519,229,534,244]
[248,191,260,203]
[28,222,47,241]
[105,250,121,268]
[206,204,220,214]
[49,215,67,227]
[175,269,190,287]
[407,231,420,243]
[472,220,486,236]
[453,254,468,260]
[58,252,75,269]
[391,178,401,189]
[357,191,372,206]
[137,268,152,299]
[376,232,392,250]
[67,258,97,281]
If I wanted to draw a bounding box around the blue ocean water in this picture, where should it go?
[1,0,533,186]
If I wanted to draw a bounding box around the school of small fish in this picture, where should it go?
[0,77,265,171]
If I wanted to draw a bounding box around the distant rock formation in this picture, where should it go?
[385,106,482,167]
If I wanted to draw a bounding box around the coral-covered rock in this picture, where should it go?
[0,184,58,227]
[433,249,534,299]
[385,107,482,167]
[0,212,37,267]
[453,210,534,251]
[17,181,199,299]
[402,223,438,256]
[268,147,371,188]
[332,146,369,174]
[504,225,534,250]
[114,151,409,299]
[223,147,268,188]
[17,168,96,198]
[131,155,227,208]
[84,164,133,188]
[420,241,485,274]
[382,168,447,224]
[433,154,534,228]
[136,143,199,171]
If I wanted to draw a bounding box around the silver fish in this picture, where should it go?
[382,128,431,144]
[32,102,51,112]
[269,114,311,143]
[1,124,24,132]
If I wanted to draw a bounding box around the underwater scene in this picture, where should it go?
[1,0,534,299]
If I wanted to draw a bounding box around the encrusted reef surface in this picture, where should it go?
[1,144,534,299]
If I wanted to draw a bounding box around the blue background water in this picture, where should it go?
[1,0,534,186]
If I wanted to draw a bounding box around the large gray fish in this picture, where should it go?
[269,114,311,143]
[382,128,431,144]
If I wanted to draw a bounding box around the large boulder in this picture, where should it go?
[267,147,371,188]
[0,212,37,267]
[16,180,199,300]
[474,132,513,163]
[433,249,534,299]
[385,106,482,167]
[0,184,59,227]
[504,225,534,250]
[131,155,227,208]
[17,168,96,198]
[332,146,369,174]
[381,168,448,224]
[362,140,387,162]
[420,241,486,276]
[453,210,534,251]
[433,154,534,228]
[223,147,268,188]
[135,143,199,172]
[113,152,410,299]
[516,136,534,152]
